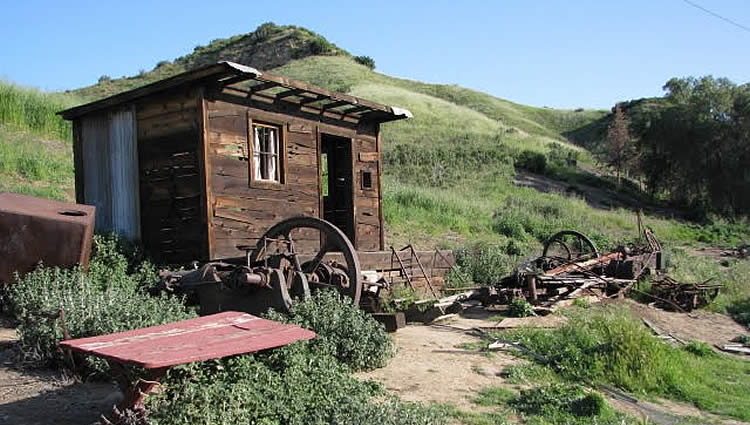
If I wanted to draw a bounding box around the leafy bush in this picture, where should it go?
[254,21,280,41]
[547,142,580,167]
[6,235,194,372]
[354,55,376,70]
[266,290,394,371]
[508,298,535,317]
[515,150,547,173]
[148,343,442,425]
[502,364,558,385]
[309,36,335,54]
[683,341,717,357]
[452,242,529,285]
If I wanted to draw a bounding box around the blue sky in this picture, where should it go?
[1,0,748,109]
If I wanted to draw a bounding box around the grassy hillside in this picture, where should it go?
[2,24,748,253]
[272,55,606,150]
[71,23,350,100]
[0,82,77,199]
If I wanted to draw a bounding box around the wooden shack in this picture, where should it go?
[59,61,411,264]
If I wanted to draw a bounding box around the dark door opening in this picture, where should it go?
[321,134,355,243]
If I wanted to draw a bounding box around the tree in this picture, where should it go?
[634,76,750,215]
[354,55,376,70]
[605,105,635,183]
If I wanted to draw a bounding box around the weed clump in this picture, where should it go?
[451,241,532,286]
[506,308,750,420]
[511,383,605,417]
[266,290,394,371]
[508,298,535,317]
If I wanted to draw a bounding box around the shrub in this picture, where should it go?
[97,75,112,83]
[309,36,334,54]
[254,21,279,41]
[354,55,376,70]
[511,383,603,417]
[508,298,535,317]
[547,142,580,167]
[683,341,717,357]
[452,242,527,285]
[6,235,194,373]
[265,290,394,371]
[148,344,442,425]
[515,150,547,173]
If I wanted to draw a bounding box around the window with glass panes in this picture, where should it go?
[251,123,281,183]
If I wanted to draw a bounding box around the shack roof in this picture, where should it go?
[58,61,412,123]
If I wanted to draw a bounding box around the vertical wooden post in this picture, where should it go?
[527,275,538,303]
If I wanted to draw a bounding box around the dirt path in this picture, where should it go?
[0,326,119,425]
[620,298,748,349]
[512,170,681,218]
[359,319,522,409]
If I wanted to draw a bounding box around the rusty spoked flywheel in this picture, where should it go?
[249,216,362,305]
[542,230,600,268]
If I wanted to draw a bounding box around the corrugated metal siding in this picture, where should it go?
[80,107,140,239]
[109,107,140,239]
[81,113,112,231]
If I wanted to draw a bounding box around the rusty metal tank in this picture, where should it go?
[0,193,95,283]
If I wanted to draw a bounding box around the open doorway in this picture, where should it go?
[320,134,355,243]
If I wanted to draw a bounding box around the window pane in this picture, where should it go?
[252,124,281,183]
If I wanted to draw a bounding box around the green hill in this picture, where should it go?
[2,22,747,251]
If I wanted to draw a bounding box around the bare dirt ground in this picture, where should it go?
[513,170,682,218]
[359,312,523,410]
[0,324,119,425]
[619,298,748,350]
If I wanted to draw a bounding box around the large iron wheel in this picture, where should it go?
[542,230,599,266]
[249,216,362,305]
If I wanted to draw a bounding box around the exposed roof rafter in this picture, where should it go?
[59,61,412,124]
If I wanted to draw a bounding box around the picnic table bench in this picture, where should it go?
[59,311,315,416]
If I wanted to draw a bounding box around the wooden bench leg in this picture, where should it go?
[106,361,168,420]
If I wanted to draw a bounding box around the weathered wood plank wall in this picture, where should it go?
[206,99,320,258]
[136,90,205,263]
[204,94,384,259]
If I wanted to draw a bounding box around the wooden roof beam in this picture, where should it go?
[342,105,371,116]
[275,89,305,99]
[248,81,279,93]
[299,95,327,105]
[321,100,351,110]
[218,74,253,87]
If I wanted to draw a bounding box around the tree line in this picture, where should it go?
[604,76,750,217]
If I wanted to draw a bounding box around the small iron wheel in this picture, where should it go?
[250,216,362,305]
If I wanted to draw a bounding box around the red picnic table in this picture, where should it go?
[59,311,316,415]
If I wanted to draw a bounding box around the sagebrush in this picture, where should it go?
[266,290,394,371]
[6,235,194,373]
